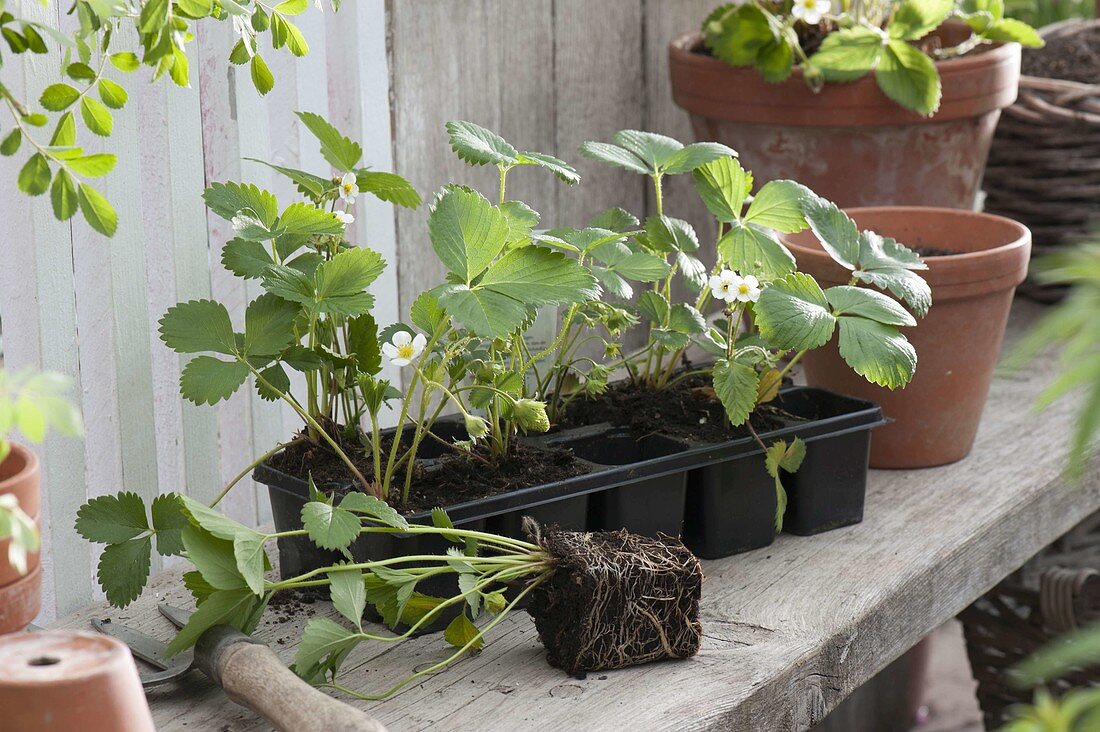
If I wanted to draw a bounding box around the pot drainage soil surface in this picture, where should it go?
[268,436,590,514]
[556,373,797,443]
[1023,25,1100,84]
[526,522,702,676]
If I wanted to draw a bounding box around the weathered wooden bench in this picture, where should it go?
[51,299,1099,731]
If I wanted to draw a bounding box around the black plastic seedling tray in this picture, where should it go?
[256,386,885,626]
[677,388,886,558]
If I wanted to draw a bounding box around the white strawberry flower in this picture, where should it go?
[335,210,355,225]
[791,0,831,25]
[708,269,742,303]
[339,172,359,205]
[382,331,426,367]
[733,274,762,303]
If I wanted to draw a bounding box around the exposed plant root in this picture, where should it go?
[524,519,703,675]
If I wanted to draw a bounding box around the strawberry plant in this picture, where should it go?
[577,131,929,528]
[700,0,1043,116]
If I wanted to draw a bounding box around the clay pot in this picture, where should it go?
[668,25,1021,209]
[780,207,1030,468]
[0,631,155,732]
[0,443,41,634]
[0,566,42,636]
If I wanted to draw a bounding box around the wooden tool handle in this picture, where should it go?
[199,627,387,732]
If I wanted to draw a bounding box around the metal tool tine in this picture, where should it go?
[158,602,193,630]
[91,618,173,670]
[90,618,195,689]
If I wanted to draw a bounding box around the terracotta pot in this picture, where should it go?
[780,207,1030,468]
[0,443,41,633]
[1,443,40,517]
[668,25,1021,209]
[0,565,42,635]
[0,631,155,732]
[0,514,40,587]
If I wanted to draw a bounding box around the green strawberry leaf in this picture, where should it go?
[755,272,836,351]
[713,358,760,426]
[717,221,796,280]
[428,187,509,283]
[876,40,941,116]
[825,286,916,326]
[97,537,152,608]
[179,356,250,405]
[297,111,362,171]
[151,493,188,556]
[75,491,149,544]
[693,156,752,222]
[355,170,422,208]
[836,315,917,389]
[443,613,483,650]
[809,27,884,83]
[301,500,359,552]
[329,567,367,630]
[744,180,809,233]
[445,120,518,167]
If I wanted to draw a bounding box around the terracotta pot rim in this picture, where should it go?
[669,30,1021,126]
[782,206,1031,290]
[0,443,38,496]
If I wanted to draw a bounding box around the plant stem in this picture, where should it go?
[209,437,304,508]
[322,575,547,701]
[250,363,376,497]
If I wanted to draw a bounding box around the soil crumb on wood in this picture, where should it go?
[267,430,591,514]
[526,522,703,675]
[1022,25,1100,84]
[557,372,794,443]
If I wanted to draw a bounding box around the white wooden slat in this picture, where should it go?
[195,23,259,526]
[327,0,403,401]
[0,2,93,620]
[100,35,162,551]
[234,39,285,529]
[166,67,222,510]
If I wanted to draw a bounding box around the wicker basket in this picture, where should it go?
[983,19,1100,303]
[959,511,1100,729]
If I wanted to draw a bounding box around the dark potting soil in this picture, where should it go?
[1022,26,1100,84]
[914,245,961,257]
[267,428,592,515]
[557,372,798,443]
[526,523,703,675]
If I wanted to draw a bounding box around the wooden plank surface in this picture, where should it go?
[50,299,1097,731]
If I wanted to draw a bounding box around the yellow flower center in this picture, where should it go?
[397,344,415,359]
[343,183,354,194]
[738,284,751,294]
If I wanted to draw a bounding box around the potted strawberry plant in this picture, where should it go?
[0,369,81,633]
[566,131,930,556]
[781,204,1031,468]
[668,0,1042,209]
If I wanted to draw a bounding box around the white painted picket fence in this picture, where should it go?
[0,0,711,620]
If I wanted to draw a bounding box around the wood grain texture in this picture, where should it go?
[553,0,646,229]
[51,300,1097,731]
[0,2,92,619]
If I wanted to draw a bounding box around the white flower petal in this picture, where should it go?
[391,331,412,347]
[708,275,725,291]
[390,357,410,367]
[335,211,355,224]
[381,343,398,358]
[341,172,357,187]
[411,333,427,353]
[743,274,759,289]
